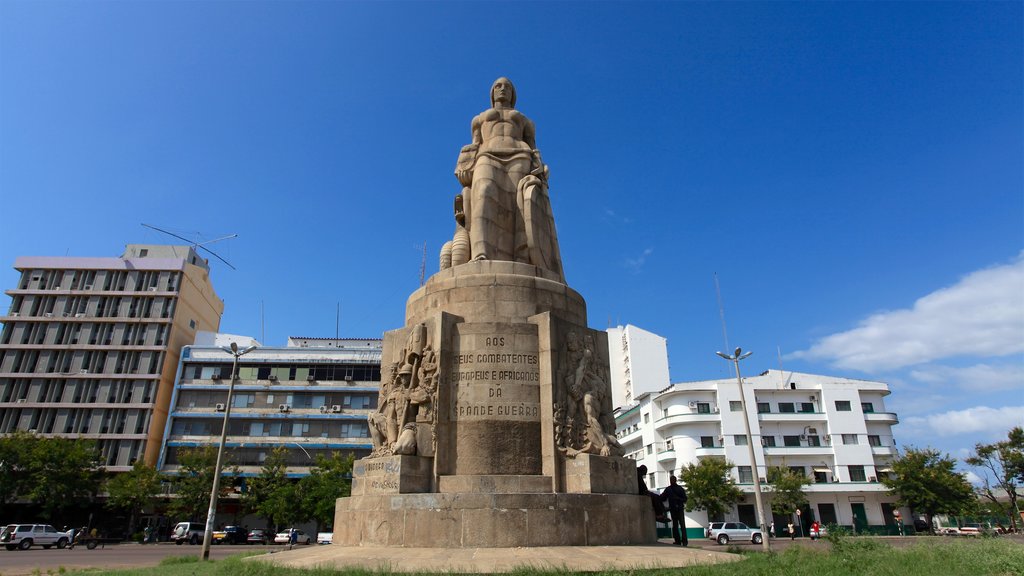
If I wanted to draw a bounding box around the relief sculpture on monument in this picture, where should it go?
[555,331,624,458]
[368,323,437,458]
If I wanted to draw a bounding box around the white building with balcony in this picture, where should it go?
[615,369,906,538]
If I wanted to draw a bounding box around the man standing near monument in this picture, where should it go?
[661,475,689,546]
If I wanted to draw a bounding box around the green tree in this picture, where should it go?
[166,446,236,522]
[298,451,354,532]
[243,447,299,531]
[965,426,1023,531]
[677,457,743,519]
[766,466,811,517]
[0,431,32,515]
[106,460,162,535]
[7,433,104,521]
[882,446,975,534]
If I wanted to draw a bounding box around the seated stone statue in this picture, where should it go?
[448,77,564,282]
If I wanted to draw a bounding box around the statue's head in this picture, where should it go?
[491,77,516,108]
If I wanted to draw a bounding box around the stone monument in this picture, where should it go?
[334,78,656,547]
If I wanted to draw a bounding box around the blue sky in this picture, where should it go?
[1,1,1021,464]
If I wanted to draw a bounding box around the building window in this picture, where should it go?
[730,401,742,412]
[762,436,776,447]
[835,400,851,411]
[734,435,748,446]
[757,402,770,413]
[789,466,805,476]
[139,249,148,257]
[646,444,652,455]
[807,435,822,447]
[697,402,711,414]
[701,436,715,448]
[738,466,753,483]
[189,319,196,329]
[783,435,801,447]
[868,435,882,447]
[849,465,866,482]
[842,434,858,445]
[814,470,828,483]
[861,402,875,413]
[644,413,650,423]
[799,402,815,413]
[778,402,795,413]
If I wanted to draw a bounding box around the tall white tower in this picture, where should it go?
[606,324,670,409]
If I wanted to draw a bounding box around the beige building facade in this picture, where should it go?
[0,244,223,471]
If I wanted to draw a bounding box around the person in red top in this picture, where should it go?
[811,520,821,540]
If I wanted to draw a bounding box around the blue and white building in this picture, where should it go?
[157,333,381,478]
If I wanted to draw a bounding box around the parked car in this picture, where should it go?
[274,529,312,545]
[212,526,248,545]
[317,532,333,545]
[708,522,764,545]
[704,522,725,538]
[247,529,270,545]
[2,524,71,550]
[170,522,205,545]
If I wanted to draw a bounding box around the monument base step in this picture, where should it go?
[438,475,552,494]
[334,492,657,547]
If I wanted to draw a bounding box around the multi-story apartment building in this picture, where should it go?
[0,245,223,470]
[616,369,904,537]
[158,334,382,478]
[606,324,671,408]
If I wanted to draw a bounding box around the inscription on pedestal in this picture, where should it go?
[449,323,542,474]
[351,455,433,495]
[451,335,541,422]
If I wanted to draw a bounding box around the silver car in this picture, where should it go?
[708,521,764,545]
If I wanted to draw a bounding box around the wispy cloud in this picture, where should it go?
[790,252,1024,371]
[603,208,634,225]
[909,362,1024,393]
[624,247,653,273]
[901,405,1024,439]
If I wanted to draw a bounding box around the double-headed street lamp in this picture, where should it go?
[200,341,257,561]
[716,347,771,552]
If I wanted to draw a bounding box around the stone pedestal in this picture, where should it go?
[336,263,653,547]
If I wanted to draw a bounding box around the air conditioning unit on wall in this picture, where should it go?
[279,404,290,413]
[215,403,226,412]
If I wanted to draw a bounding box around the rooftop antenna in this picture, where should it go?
[141,223,238,270]
[714,272,730,352]
[417,242,427,286]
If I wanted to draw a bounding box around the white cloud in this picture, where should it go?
[624,248,654,273]
[791,253,1024,371]
[905,406,1024,439]
[909,363,1024,392]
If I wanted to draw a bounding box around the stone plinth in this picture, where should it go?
[334,492,656,547]
[405,261,587,327]
[350,456,434,496]
[563,454,636,494]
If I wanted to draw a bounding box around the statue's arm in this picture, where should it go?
[523,117,537,150]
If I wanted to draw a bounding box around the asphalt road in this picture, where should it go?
[0,542,298,575]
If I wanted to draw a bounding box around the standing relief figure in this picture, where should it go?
[441,78,564,282]
[368,324,436,457]
[555,332,624,457]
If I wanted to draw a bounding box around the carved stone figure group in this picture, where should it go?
[439,77,564,282]
[368,323,438,457]
[555,331,623,457]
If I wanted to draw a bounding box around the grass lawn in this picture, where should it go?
[66,538,1023,576]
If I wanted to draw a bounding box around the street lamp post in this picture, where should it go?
[716,347,771,552]
[200,341,257,561]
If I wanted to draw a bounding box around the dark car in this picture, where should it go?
[212,526,247,545]
[246,529,270,545]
